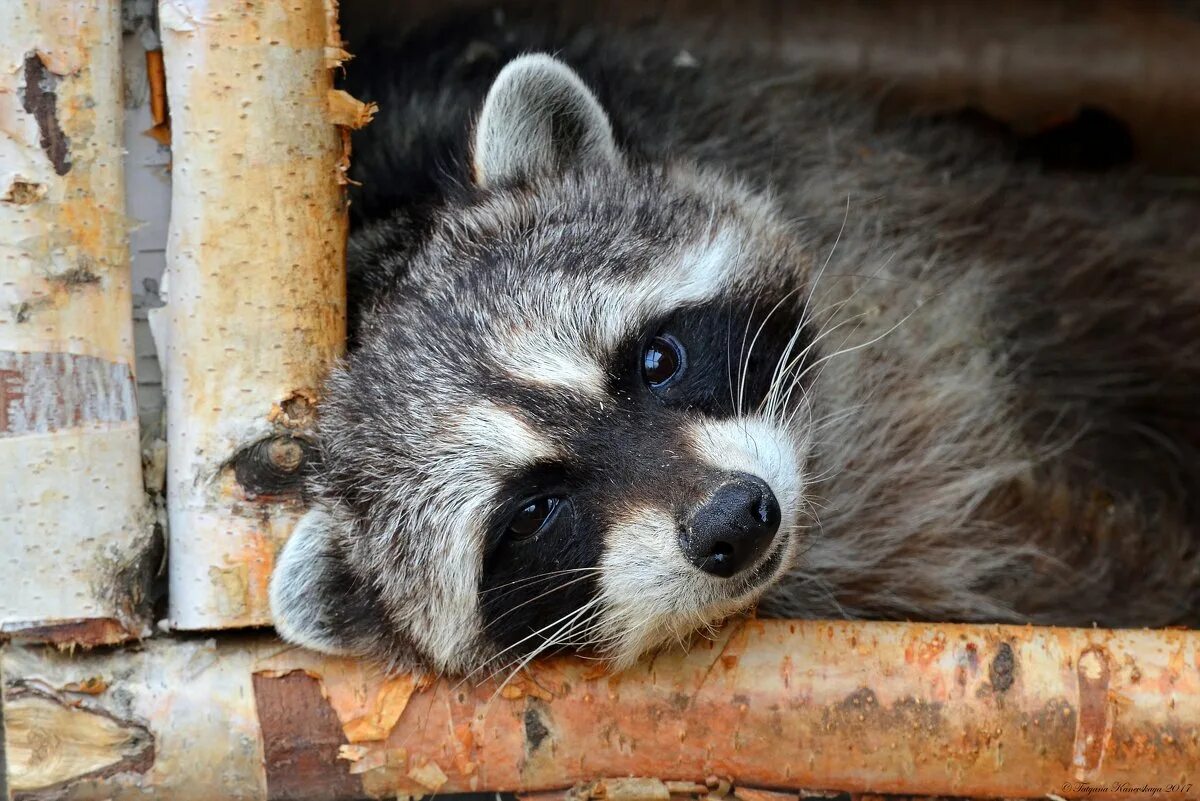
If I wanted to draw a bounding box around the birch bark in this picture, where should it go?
[157,0,365,630]
[0,0,154,646]
[4,621,1197,800]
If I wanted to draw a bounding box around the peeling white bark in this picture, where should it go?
[3,622,1199,799]
[157,0,357,630]
[0,0,153,644]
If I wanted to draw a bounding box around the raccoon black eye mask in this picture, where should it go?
[270,15,1200,677]
[502,332,687,539]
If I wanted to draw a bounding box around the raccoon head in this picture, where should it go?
[271,54,819,676]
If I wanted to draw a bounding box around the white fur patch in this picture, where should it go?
[596,507,714,659]
[451,402,556,467]
[687,415,805,517]
[386,403,559,670]
[497,325,609,394]
[635,230,740,315]
[497,231,741,395]
[269,507,355,656]
[594,413,807,668]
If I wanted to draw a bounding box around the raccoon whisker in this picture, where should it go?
[800,493,833,513]
[691,609,724,642]
[818,271,920,286]
[791,194,851,346]
[480,572,599,599]
[807,572,849,618]
[774,312,872,422]
[553,612,616,659]
[800,462,847,487]
[781,314,875,431]
[796,294,859,339]
[762,305,842,424]
[482,573,604,623]
[793,249,905,360]
[799,246,903,336]
[807,402,868,432]
[784,248,904,408]
[744,295,809,419]
[784,301,873,373]
[487,598,603,700]
[528,601,601,653]
[759,297,818,420]
[469,596,604,690]
[725,307,737,412]
[796,279,855,338]
[793,299,931,396]
[483,571,602,630]
[739,287,805,415]
[785,514,833,583]
[784,379,822,440]
[734,296,764,416]
[479,566,605,597]
[734,296,759,414]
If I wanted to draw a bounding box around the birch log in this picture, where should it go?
[0,1,154,645]
[3,620,1198,800]
[157,0,367,629]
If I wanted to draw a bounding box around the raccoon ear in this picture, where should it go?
[472,53,619,186]
[270,506,383,656]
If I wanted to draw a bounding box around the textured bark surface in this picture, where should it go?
[156,0,365,630]
[3,621,1197,799]
[0,0,153,644]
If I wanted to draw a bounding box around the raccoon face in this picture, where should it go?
[271,55,817,675]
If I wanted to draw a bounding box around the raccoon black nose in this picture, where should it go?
[682,474,781,578]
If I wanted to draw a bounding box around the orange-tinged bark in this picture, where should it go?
[3,621,1196,799]
[155,0,366,630]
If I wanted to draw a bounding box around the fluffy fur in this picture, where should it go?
[270,9,1200,676]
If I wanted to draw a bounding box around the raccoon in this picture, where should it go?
[270,11,1200,677]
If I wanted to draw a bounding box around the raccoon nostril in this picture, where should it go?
[707,540,736,569]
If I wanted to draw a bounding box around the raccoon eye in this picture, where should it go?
[507,496,561,540]
[642,334,685,387]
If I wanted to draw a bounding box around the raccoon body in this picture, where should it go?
[270,11,1200,675]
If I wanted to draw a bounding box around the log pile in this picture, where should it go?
[3,3,1199,801]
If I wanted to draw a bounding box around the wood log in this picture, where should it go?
[758,0,1200,174]
[3,620,1197,799]
[155,0,368,630]
[346,0,1200,174]
[0,1,154,646]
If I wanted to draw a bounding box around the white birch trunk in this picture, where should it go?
[0,0,154,646]
[156,0,366,630]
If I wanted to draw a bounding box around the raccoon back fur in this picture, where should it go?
[270,11,1200,676]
